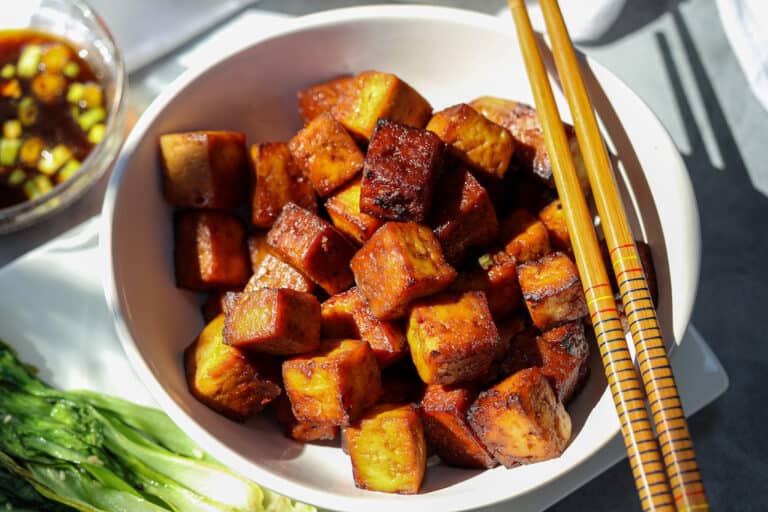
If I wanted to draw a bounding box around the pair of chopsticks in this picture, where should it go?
[507,1,708,511]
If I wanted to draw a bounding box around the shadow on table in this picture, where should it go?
[580,0,685,47]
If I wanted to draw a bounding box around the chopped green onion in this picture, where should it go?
[22,179,40,199]
[3,120,21,139]
[66,82,85,104]
[77,107,105,131]
[82,83,103,108]
[63,61,79,78]
[33,175,53,194]
[87,123,106,144]
[57,159,80,183]
[17,45,42,78]
[478,253,493,270]
[7,168,26,186]
[38,145,72,175]
[18,97,38,126]
[19,137,44,168]
[0,64,14,79]
[0,138,21,166]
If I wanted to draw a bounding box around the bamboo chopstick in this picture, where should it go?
[533,1,709,510]
[507,2,692,511]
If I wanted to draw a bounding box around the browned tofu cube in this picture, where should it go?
[351,222,457,319]
[223,289,320,355]
[536,321,590,403]
[335,71,432,140]
[407,291,502,385]
[288,112,364,197]
[420,383,497,469]
[160,131,247,210]
[518,252,588,330]
[245,234,314,293]
[359,119,444,223]
[184,315,281,421]
[174,211,250,291]
[321,288,408,368]
[282,339,382,426]
[499,208,552,264]
[538,199,570,252]
[273,394,339,442]
[430,166,499,265]
[426,104,514,179]
[201,288,239,323]
[450,250,522,319]
[297,75,353,124]
[469,97,588,190]
[249,142,316,228]
[346,403,426,494]
[267,203,356,294]
[468,367,571,467]
[325,177,383,244]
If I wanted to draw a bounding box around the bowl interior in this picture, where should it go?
[104,7,699,512]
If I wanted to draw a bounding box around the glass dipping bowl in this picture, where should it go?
[0,0,125,233]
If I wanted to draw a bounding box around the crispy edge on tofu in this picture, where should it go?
[282,339,382,426]
[325,176,383,244]
[201,288,239,323]
[425,103,514,179]
[468,366,572,467]
[351,222,457,320]
[419,383,498,469]
[297,75,354,125]
[406,291,502,385]
[184,315,281,421]
[245,233,314,293]
[335,70,433,140]
[536,321,590,403]
[273,394,339,442]
[517,252,588,330]
[499,208,552,264]
[538,199,571,253]
[346,403,427,494]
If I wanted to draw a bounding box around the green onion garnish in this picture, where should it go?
[17,45,42,78]
[2,120,22,139]
[0,64,15,79]
[38,145,72,175]
[63,61,79,78]
[77,107,105,131]
[7,168,26,186]
[57,159,80,183]
[18,96,38,126]
[0,138,21,166]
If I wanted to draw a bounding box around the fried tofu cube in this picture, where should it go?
[420,383,497,469]
[538,199,570,252]
[273,395,339,442]
[536,321,590,403]
[499,208,552,264]
[450,250,522,319]
[430,166,498,265]
[160,131,247,210]
[267,203,356,294]
[346,404,426,494]
[407,291,502,385]
[468,367,572,467]
[297,75,353,124]
[201,288,238,323]
[469,97,588,190]
[426,104,514,179]
[518,252,588,330]
[359,119,444,222]
[249,142,316,228]
[351,222,457,319]
[499,326,541,378]
[320,288,360,339]
[174,211,250,291]
[184,315,281,421]
[335,71,432,140]
[325,177,383,244]
[282,339,382,426]
[245,234,314,293]
[223,289,320,355]
[288,112,364,197]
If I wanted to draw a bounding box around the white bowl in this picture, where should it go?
[102,6,700,512]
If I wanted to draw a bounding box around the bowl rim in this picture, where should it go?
[101,5,700,510]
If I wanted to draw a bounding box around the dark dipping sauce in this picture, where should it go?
[0,30,106,209]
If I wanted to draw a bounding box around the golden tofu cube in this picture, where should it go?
[499,208,552,264]
[420,383,497,469]
[450,250,522,319]
[538,199,571,252]
[160,131,247,210]
[468,367,572,467]
[325,177,383,244]
[288,112,364,197]
[426,103,514,179]
[245,233,314,293]
[273,395,339,442]
[407,291,502,385]
[249,142,316,228]
[346,403,426,494]
[174,211,250,291]
[267,203,356,294]
[518,252,588,330]
[184,315,281,421]
[536,321,590,403]
[297,75,353,124]
[335,70,432,140]
[320,288,360,339]
[223,289,320,355]
[351,222,457,319]
[430,166,499,265]
[282,339,382,426]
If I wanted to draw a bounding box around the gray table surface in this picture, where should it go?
[1,1,765,510]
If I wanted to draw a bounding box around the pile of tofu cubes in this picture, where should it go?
[159,71,654,494]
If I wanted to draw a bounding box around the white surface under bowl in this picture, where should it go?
[102,6,700,512]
